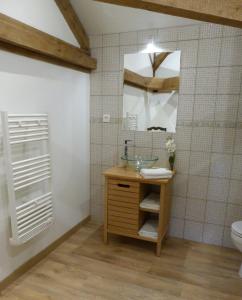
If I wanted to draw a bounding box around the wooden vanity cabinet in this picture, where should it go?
[103,167,174,256]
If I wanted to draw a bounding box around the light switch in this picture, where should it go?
[103,114,111,123]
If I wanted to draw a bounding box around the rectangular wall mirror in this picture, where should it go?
[122,50,181,133]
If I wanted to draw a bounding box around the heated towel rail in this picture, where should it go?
[1,112,54,246]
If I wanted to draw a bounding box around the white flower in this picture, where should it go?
[165,137,176,154]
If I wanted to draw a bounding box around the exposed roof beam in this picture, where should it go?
[153,52,171,73]
[0,13,96,72]
[124,68,148,91]
[148,53,155,77]
[55,0,90,53]
[158,76,180,93]
[95,0,242,28]
[124,68,179,93]
[0,41,90,73]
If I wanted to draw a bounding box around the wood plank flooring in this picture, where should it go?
[1,222,242,300]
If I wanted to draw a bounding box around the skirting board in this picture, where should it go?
[0,215,90,293]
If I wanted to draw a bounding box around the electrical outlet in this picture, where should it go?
[103,114,110,123]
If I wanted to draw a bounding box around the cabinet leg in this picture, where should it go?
[104,230,109,244]
[156,240,162,257]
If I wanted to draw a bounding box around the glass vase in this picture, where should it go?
[169,154,175,171]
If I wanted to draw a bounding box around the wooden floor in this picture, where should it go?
[1,222,242,300]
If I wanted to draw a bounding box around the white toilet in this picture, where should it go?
[231,221,242,278]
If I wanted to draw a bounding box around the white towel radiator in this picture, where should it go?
[126,112,137,131]
[1,112,54,246]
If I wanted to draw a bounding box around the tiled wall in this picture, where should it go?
[89,23,242,248]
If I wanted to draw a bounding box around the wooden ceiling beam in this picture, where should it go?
[0,41,90,73]
[153,52,171,73]
[55,0,90,53]
[156,76,180,93]
[95,0,242,28]
[124,68,179,93]
[0,13,96,72]
[124,68,148,91]
[147,77,179,92]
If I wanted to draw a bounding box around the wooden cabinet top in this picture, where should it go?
[103,166,174,185]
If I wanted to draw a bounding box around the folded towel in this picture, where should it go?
[140,168,172,177]
[140,193,160,211]
[140,168,173,179]
[141,174,173,179]
[139,218,158,238]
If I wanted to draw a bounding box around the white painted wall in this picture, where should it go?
[0,0,90,281]
[0,0,79,46]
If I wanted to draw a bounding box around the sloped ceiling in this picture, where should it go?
[70,0,200,35]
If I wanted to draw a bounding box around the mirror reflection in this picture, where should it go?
[122,50,181,132]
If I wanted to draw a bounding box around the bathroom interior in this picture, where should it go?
[0,0,242,299]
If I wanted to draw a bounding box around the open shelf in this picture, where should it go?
[140,192,160,213]
[140,207,159,213]
[137,234,157,243]
[138,217,158,240]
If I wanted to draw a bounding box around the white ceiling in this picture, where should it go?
[70,0,200,35]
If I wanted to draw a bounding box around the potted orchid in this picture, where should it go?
[165,137,176,171]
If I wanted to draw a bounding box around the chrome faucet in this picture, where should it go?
[124,140,132,157]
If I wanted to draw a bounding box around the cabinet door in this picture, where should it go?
[107,179,139,236]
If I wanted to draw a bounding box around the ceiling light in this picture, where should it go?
[141,42,163,53]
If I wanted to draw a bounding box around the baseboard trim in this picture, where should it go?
[0,216,90,293]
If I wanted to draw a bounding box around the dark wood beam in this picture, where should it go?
[124,68,148,91]
[147,77,179,92]
[153,52,171,73]
[124,68,179,93]
[0,12,96,72]
[148,53,155,77]
[55,0,90,53]
[95,0,242,28]
[0,41,90,73]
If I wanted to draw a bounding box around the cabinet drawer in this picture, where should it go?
[108,215,138,226]
[108,194,139,204]
[108,219,138,230]
[109,204,137,215]
[108,217,138,230]
[109,209,138,220]
[108,225,137,236]
[108,189,139,199]
[108,198,138,209]
[108,179,139,193]
[106,178,140,236]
